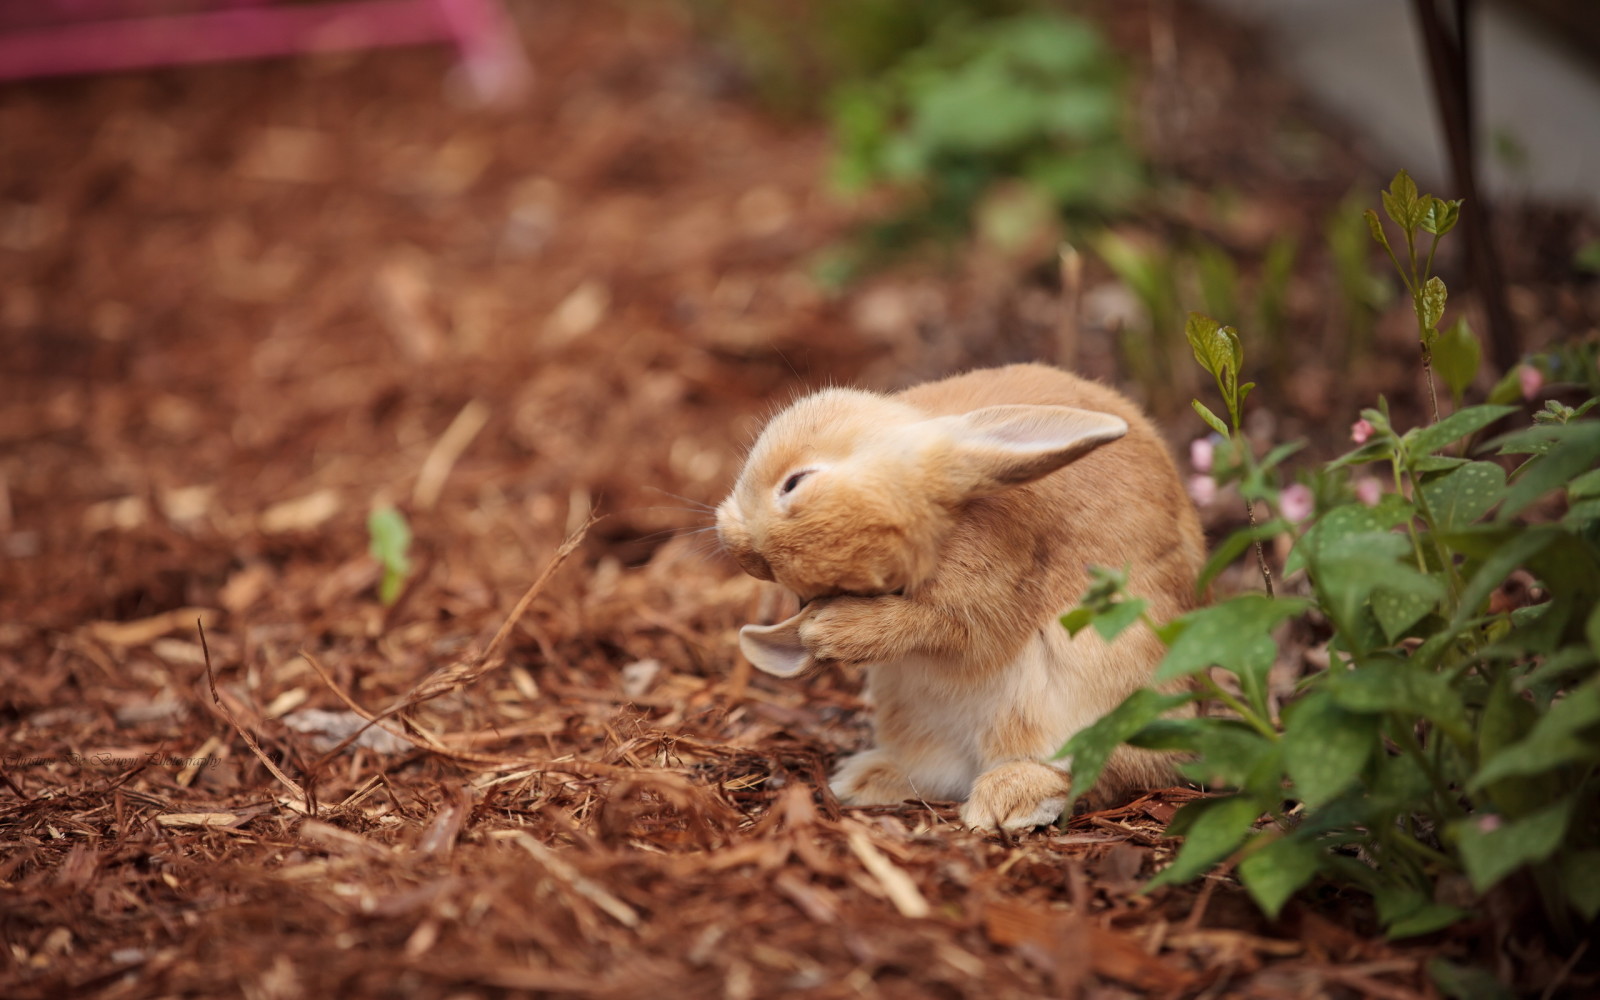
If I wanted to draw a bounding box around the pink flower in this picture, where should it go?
[1279,483,1314,523]
[1477,814,1503,834]
[1354,477,1383,507]
[1350,419,1375,444]
[1187,474,1217,506]
[1189,437,1214,474]
[1519,364,1544,401]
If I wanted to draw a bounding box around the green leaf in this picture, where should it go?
[1384,169,1420,229]
[1420,275,1447,333]
[1191,399,1229,437]
[1369,585,1437,643]
[1059,608,1095,637]
[1434,317,1480,402]
[1498,422,1600,521]
[1428,957,1515,1000]
[1282,691,1378,808]
[1091,597,1148,642]
[1420,461,1505,531]
[1363,208,1391,252]
[1403,404,1517,458]
[1185,312,1229,381]
[1286,498,1414,575]
[1561,849,1600,922]
[1471,675,1600,788]
[1450,796,1577,893]
[1057,688,1196,808]
[1132,718,1281,795]
[1377,886,1467,939]
[1419,196,1462,237]
[1325,439,1396,471]
[367,506,413,606]
[1147,794,1266,888]
[1326,661,1471,746]
[1155,594,1310,684]
[1238,835,1322,920]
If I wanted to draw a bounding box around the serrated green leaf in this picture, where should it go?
[1238,835,1322,919]
[1405,404,1517,458]
[1419,196,1462,237]
[1364,208,1390,251]
[1192,399,1229,437]
[1147,794,1266,888]
[1420,461,1505,531]
[1155,594,1310,684]
[1420,275,1447,333]
[1186,312,1229,380]
[1282,692,1378,808]
[1389,169,1420,227]
[1451,796,1576,893]
[1434,317,1480,402]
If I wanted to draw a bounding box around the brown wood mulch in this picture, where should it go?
[5,1,1596,997]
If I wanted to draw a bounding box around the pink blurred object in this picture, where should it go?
[0,0,530,103]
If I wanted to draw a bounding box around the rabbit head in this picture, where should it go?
[716,386,1129,611]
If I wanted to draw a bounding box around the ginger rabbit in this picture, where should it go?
[716,364,1204,830]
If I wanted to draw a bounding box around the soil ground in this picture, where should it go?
[3,2,1597,998]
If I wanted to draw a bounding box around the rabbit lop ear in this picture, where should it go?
[739,613,815,678]
[939,404,1128,497]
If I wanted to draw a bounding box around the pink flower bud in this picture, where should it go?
[1189,437,1214,474]
[1355,477,1382,507]
[1519,364,1544,401]
[1279,483,1314,523]
[1187,474,1217,506]
[1351,419,1374,444]
[1477,814,1503,833]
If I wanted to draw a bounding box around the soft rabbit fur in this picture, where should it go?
[716,364,1204,830]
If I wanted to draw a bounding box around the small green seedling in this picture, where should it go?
[368,506,413,606]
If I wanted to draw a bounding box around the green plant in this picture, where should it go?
[368,505,413,606]
[1060,175,1600,962]
[685,0,1029,118]
[830,11,1141,242]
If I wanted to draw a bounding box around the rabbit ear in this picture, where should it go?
[739,614,815,677]
[938,404,1128,497]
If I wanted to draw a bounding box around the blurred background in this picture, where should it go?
[3,0,1598,684]
[3,3,1600,994]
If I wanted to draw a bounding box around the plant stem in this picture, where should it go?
[1244,496,1275,597]
[1201,674,1278,742]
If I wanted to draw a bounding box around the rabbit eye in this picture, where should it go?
[779,470,812,496]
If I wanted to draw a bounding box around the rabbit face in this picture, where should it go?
[716,389,948,602]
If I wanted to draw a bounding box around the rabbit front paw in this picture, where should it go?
[799,595,901,663]
[830,749,916,806]
[960,761,1072,831]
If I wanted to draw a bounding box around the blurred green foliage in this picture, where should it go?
[829,11,1141,236]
